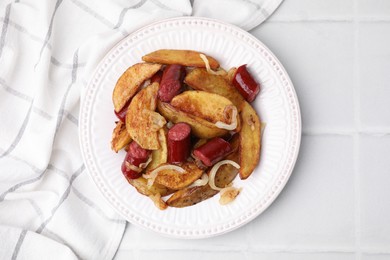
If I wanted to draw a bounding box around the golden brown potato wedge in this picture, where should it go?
[111,121,132,153]
[146,128,168,171]
[157,101,228,139]
[126,83,166,150]
[171,91,236,124]
[166,185,218,208]
[149,193,168,210]
[185,68,244,110]
[113,63,161,112]
[152,162,204,190]
[126,177,174,197]
[239,101,261,179]
[142,49,219,69]
[166,149,239,208]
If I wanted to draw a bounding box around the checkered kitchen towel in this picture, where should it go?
[0,0,282,259]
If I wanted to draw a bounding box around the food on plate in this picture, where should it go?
[170,90,239,128]
[232,64,260,103]
[193,137,232,167]
[111,120,132,153]
[157,101,228,139]
[113,63,161,112]
[127,177,174,197]
[121,141,151,179]
[142,49,219,69]
[184,68,244,109]
[167,123,191,164]
[239,101,261,179]
[158,64,185,102]
[146,128,168,171]
[110,49,262,209]
[167,137,240,207]
[126,82,166,150]
[144,162,203,190]
[219,186,242,205]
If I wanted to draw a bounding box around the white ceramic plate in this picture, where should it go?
[79,17,301,239]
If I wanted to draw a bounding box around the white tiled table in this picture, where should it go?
[115,1,390,259]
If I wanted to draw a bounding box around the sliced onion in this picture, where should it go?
[190,174,209,187]
[166,121,174,129]
[141,79,151,89]
[199,54,227,76]
[208,160,240,191]
[143,164,186,187]
[215,105,238,131]
[138,156,152,169]
[219,186,242,205]
[142,109,167,131]
[125,162,142,173]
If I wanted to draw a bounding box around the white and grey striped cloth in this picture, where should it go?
[0,0,282,259]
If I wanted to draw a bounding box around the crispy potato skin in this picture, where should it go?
[239,101,261,179]
[157,101,228,139]
[152,162,204,190]
[171,91,234,124]
[126,83,166,150]
[167,139,240,208]
[111,120,132,153]
[142,49,219,69]
[126,177,174,197]
[166,185,218,208]
[185,68,244,110]
[113,63,161,112]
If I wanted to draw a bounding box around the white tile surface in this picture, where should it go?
[358,0,390,17]
[247,252,355,260]
[251,23,355,130]
[268,0,354,20]
[137,251,244,260]
[119,222,250,250]
[362,254,390,260]
[359,23,390,128]
[360,135,390,250]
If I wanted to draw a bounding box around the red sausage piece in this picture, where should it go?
[232,64,260,102]
[158,64,185,102]
[168,123,191,164]
[151,70,163,84]
[193,137,232,167]
[121,141,151,179]
[114,99,131,123]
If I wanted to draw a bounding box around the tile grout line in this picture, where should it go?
[266,16,390,23]
[353,0,362,259]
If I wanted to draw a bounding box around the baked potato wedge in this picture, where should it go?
[171,91,237,125]
[157,101,228,139]
[152,162,204,190]
[113,63,161,112]
[239,101,261,179]
[111,120,132,152]
[166,185,218,208]
[146,128,168,171]
[184,68,244,110]
[126,83,166,150]
[142,49,219,69]
[167,144,240,208]
[126,177,174,197]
